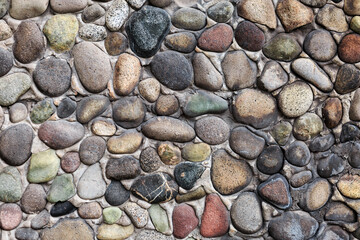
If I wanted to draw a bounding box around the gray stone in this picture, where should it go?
[9,103,27,123]
[316,5,348,32]
[9,0,47,19]
[82,4,105,23]
[299,178,331,211]
[31,210,50,229]
[50,0,87,13]
[79,136,106,165]
[0,0,9,18]
[258,61,288,92]
[106,156,141,180]
[195,116,230,145]
[0,72,31,107]
[0,167,22,203]
[112,96,145,128]
[335,64,360,94]
[79,24,107,41]
[172,7,206,30]
[15,228,39,240]
[76,95,110,124]
[193,53,223,91]
[300,0,326,7]
[106,0,129,30]
[21,184,46,213]
[207,1,234,23]
[126,0,146,8]
[303,29,337,62]
[124,202,149,228]
[0,48,12,77]
[77,163,107,200]
[293,113,323,140]
[230,127,265,159]
[140,147,162,172]
[309,134,335,152]
[285,141,311,167]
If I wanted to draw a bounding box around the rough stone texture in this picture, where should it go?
[258,174,292,209]
[263,33,302,61]
[198,23,233,52]
[106,0,129,31]
[338,34,360,63]
[112,96,145,128]
[237,0,277,29]
[41,218,94,240]
[0,48,13,77]
[316,5,348,32]
[235,20,265,51]
[0,203,22,230]
[195,116,230,145]
[293,112,323,140]
[173,204,198,238]
[10,0,48,19]
[21,184,47,213]
[105,32,128,56]
[323,97,342,128]
[344,0,360,15]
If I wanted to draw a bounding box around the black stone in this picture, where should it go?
[309,134,335,152]
[174,162,205,190]
[349,142,360,168]
[332,0,342,2]
[285,141,311,167]
[335,64,360,94]
[105,181,130,206]
[257,145,284,175]
[106,156,141,180]
[125,5,170,58]
[57,97,76,118]
[317,153,344,178]
[15,228,39,240]
[340,123,360,142]
[140,147,162,172]
[50,201,77,217]
[150,51,193,90]
[131,172,178,203]
[0,48,13,77]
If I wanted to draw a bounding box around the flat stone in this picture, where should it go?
[257,145,284,175]
[211,150,252,195]
[195,116,229,145]
[278,81,313,118]
[27,149,60,183]
[97,224,134,240]
[82,4,105,23]
[38,120,85,149]
[130,172,178,203]
[309,134,335,152]
[235,20,265,52]
[77,163,106,200]
[107,131,142,154]
[106,156,141,180]
[303,29,337,62]
[31,210,50,229]
[50,201,77,217]
[232,88,278,128]
[0,167,22,203]
[9,0,48,19]
[183,91,228,117]
[126,6,170,57]
[237,0,277,29]
[340,123,360,142]
[105,0,129,31]
[78,202,102,219]
[148,204,169,233]
[112,96,145,128]
[0,123,33,166]
[91,118,116,136]
[76,95,110,124]
[207,1,234,23]
[61,152,80,173]
[300,0,326,7]
[285,141,311,167]
[317,153,344,178]
[193,53,223,91]
[103,207,122,224]
[317,5,348,33]
[21,184,46,213]
[138,78,160,103]
[300,178,331,211]
[72,41,111,92]
[43,14,79,52]
[349,142,360,168]
[47,174,76,203]
[198,23,233,52]
[325,202,356,222]
[9,103,27,123]
[0,204,22,230]
[344,0,360,15]
[176,186,206,203]
[57,97,76,118]
[319,226,350,240]
[79,24,107,41]
[158,143,181,165]
[200,194,230,238]
[339,34,360,63]
[50,0,87,13]
[258,61,288,92]
[30,99,56,124]
[351,16,360,34]
[293,113,323,140]
[258,174,292,209]
[182,143,211,162]
[172,7,206,30]
[323,97,342,128]
[114,53,141,96]
[337,174,360,199]
[124,202,148,228]
[0,48,12,77]
[263,33,302,61]
[174,162,205,190]
[15,228,39,240]
[105,32,127,56]
[155,95,179,116]
[290,171,312,188]
[150,51,193,90]
[231,192,263,234]
[142,116,195,142]
[230,127,265,159]
[165,32,197,53]
[0,72,31,106]
[173,204,198,239]
[139,147,162,172]
[0,20,12,41]
[105,181,130,206]
[41,218,94,240]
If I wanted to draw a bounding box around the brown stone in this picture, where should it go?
[20,184,47,214]
[350,89,360,121]
[322,98,342,129]
[235,20,265,51]
[173,204,198,239]
[155,95,179,116]
[325,202,356,222]
[195,116,230,145]
[61,152,80,173]
[41,218,94,240]
[198,23,233,52]
[78,202,102,219]
[105,32,127,56]
[138,78,160,103]
[165,32,197,53]
[107,131,142,154]
[258,174,292,209]
[237,0,277,29]
[158,143,181,165]
[344,0,360,15]
[193,53,223,91]
[338,33,360,63]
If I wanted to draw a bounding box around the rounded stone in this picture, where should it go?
[263,33,302,62]
[0,48,13,77]
[105,32,127,56]
[91,118,116,136]
[174,162,205,190]
[278,81,313,118]
[195,116,229,145]
[351,16,360,34]
[235,21,265,51]
[207,1,234,23]
[316,4,349,32]
[15,228,39,240]
[230,127,265,159]
[112,97,145,128]
[61,152,80,173]
[155,95,179,116]
[257,145,284,175]
[158,143,181,165]
[97,224,134,240]
[165,32,197,53]
[309,134,335,152]
[345,0,360,15]
[172,7,206,30]
[41,218,93,240]
[0,204,22,230]
[9,0,48,20]
[106,156,141,180]
[337,174,360,199]
[139,147,162,172]
[198,23,233,52]
[103,207,122,224]
[27,151,60,182]
[303,29,337,62]
[258,61,288,92]
[46,174,76,203]
[323,97,342,128]
[317,153,345,178]
[0,167,22,203]
[76,95,110,124]
[123,202,149,228]
[338,34,360,63]
[77,163,106,200]
[79,24,107,42]
[50,0,87,13]
[78,202,102,219]
[50,201,77,217]
[237,0,277,29]
[300,0,326,7]
[182,143,211,162]
[293,113,323,140]
[148,204,169,233]
[30,99,56,124]
[105,181,130,206]
[138,78,160,103]
[9,103,27,123]
[57,97,76,119]
[79,136,106,165]
[325,202,356,222]
[285,141,311,167]
[290,171,312,188]
[300,178,331,211]
[82,4,105,23]
[173,204,198,239]
[335,63,360,94]
[0,73,31,107]
[183,91,228,117]
[193,53,223,91]
[107,131,142,154]
[106,0,129,32]
[149,0,172,7]
[0,20,12,41]
[20,184,46,214]
[31,210,50,230]
[271,121,292,146]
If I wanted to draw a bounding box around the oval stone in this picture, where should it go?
[335,63,360,94]
[172,7,206,30]
[230,127,265,159]
[198,23,233,52]
[258,174,292,209]
[257,145,284,175]
[303,29,337,62]
[300,178,331,211]
[235,21,265,51]
[338,34,360,63]
[21,184,46,213]
[183,91,228,117]
[105,32,127,56]
[50,0,87,13]
[79,136,106,165]
[0,72,31,107]
[193,53,223,91]
[337,174,360,199]
[57,97,76,119]
[0,204,22,230]
[76,95,110,124]
[112,96,145,128]
[316,4,348,32]
[9,0,48,19]
[27,150,60,184]
[0,167,22,203]
[105,0,129,31]
[0,48,13,77]
[285,141,311,167]
[207,1,234,23]
[165,32,197,53]
[293,113,323,140]
[323,97,342,128]
[263,33,302,62]
[195,116,230,145]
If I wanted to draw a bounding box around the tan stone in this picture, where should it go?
[0,20,12,41]
[338,174,360,199]
[41,219,94,240]
[107,131,143,154]
[158,143,181,165]
[316,5,348,32]
[97,224,134,240]
[237,0,277,29]
[91,118,117,136]
[344,0,360,15]
[138,78,160,103]
[78,202,102,219]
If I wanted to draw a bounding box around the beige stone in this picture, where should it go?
[138,78,160,103]
[237,0,277,29]
[107,131,142,154]
[316,5,348,32]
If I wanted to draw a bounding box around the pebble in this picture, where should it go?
[340,123,360,142]
[207,1,234,23]
[27,149,60,183]
[317,5,348,32]
[0,204,22,230]
[195,116,229,144]
[309,134,335,152]
[349,142,360,168]
[126,6,170,57]
[338,34,360,63]
[38,120,85,149]
[127,0,146,9]
[155,95,179,116]
[337,174,360,199]
[174,162,205,190]
[323,97,342,128]
[193,53,223,91]
[258,61,288,92]
[172,7,206,30]
[130,172,178,203]
[350,89,360,121]
[142,117,195,142]
[344,0,360,15]
[165,32,197,53]
[50,201,77,217]
[47,174,76,203]
[103,207,122,224]
[235,21,265,52]
[183,91,228,117]
[72,42,112,93]
[230,127,265,159]
[317,153,344,178]
[0,0,8,18]
[211,149,252,195]
[9,0,48,19]
[258,174,292,209]
[276,0,314,32]
[77,163,106,200]
[57,97,76,119]
[293,113,323,140]
[43,14,79,52]
[198,23,233,52]
[158,143,181,165]
[325,202,356,222]
[176,186,206,203]
[300,178,331,211]
[351,16,360,33]
[105,181,130,206]
[9,103,27,123]
[114,53,141,96]
[97,224,134,240]
[319,226,350,240]
[290,170,312,188]
[138,78,160,103]
[0,72,31,107]
[237,0,277,29]
[50,0,87,13]
[200,194,230,238]
[148,204,169,233]
[263,33,302,61]
[105,32,128,56]
[303,29,337,62]
[91,118,116,136]
[150,51,193,90]
[149,0,172,7]
[172,204,198,239]
[105,0,129,31]
[268,211,318,240]
[21,184,46,213]
[76,96,110,124]
[41,218,93,240]
[232,88,278,128]
[15,228,39,240]
[0,123,33,166]
[139,147,162,172]
[31,210,50,229]
[124,202,149,228]
[112,97,145,128]
[30,99,56,124]
[34,57,71,97]
[107,131,142,154]
[300,0,326,7]
[231,192,263,234]
[257,145,284,175]
[278,81,313,118]
[79,24,107,42]
[78,202,102,219]
[0,20,12,40]
[0,167,22,203]
[106,156,141,180]
[82,4,105,23]
[285,141,311,167]
[0,106,3,128]
[337,64,360,95]
[0,48,12,77]
[182,142,211,162]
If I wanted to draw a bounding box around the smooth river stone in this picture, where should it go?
[339,34,360,64]
[107,131,142,154]
[263,33,302,62]
[47,174,76,203]
[173,204,198,239]
[235,20,265,52]
[335,63,360,94]
[105,0,129,31]
[79,136,106,165]
[207,1,234,23]
[158,142,181,165]
[316,5,348,32]
[82,4,105,23]
[182,143,211,162]
[183,91,228,117]
[38,120,85,149]
[105,32,128,56]
[106,156,141,180]
[165,32,197,53]
[257,145,284,175]
[155,95,179,116]
[105,181,130,206]
[300,178,331,211]
[97,224,134,240]
[237,0,277,29]
[103,207,122,224]
[9,0,48,19]
[27,149,60,183]
[344,0,360,15]
[41,219,94,240]
[0,203,22,230]
[172,7,206,30]
[78,202,102,219]
[193,53,223,91]
[57,97,76,119]
[337,174,360,199]
[258,174,292,209]
[72,42,112,93]
[303,29,337,62]
[0,72,31,106]
[198,23,233,52]
[30,99,56,124]
[148,204,170,233]
[285,141,310,167]
[293,112,323,140]
[174,162,205,190]
[50,0,87,13]
[229,126,265,159]
[142,117,195,142]
[0,167,22,203]
[0,48,13,77]
[77,163,106,200]
[139,147,162,173]
[21,184,46,213]
[112,96,145,128]
[195,116,230,145]
[258,61,288,92]
[78,24,107,42]
[76,95,110,124]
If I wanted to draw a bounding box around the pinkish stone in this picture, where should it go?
[198,23,233,52]
[0,203,22,230]
[61,152,81,173]
[173,204,199,239]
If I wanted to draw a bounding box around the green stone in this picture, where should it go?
[183,91,228,117]
[0,166,22,203]
[271,121,292,146]
[103,207,122,224]
[175,186,206,203]
[0,72,31,106]
[263,33,302,62]
[47,174,76,203]
[30,99,56,124]
[27,149,60,183]
[207,1,234,23]
[182,143,211,162]
[351,16,360,34]
[293,113,323,141]
[148,204,169,233]
[43,14,79,52]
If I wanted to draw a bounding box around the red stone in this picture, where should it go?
[198,23,233,52]
[200,194,230,237]
[172,204,198,239]
[323,98,342,129]
[61,152,81,173]
[235,21,265,51]
[338,33,360,63]
[0,203,22,230]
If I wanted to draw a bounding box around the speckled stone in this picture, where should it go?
[173,204,198,239]
[300,178,331,211]
[237,0,277,29]
[112,96,145,128]
[195,116,230,145]
[79,135,106,164]
[30,99,56,124]
[344,0,360,15]
[138,78,160,103]
[193,53,223,91]
[0,203,22,230]
[337,174,360,199]
[290,171,312,188]
[0,73,31,107]
[182,143,211,162]
[172,7,206,30]
[77,95,110,124]
[107,131,142,154]
[0,20,12,40]
[317,5,349,32]
[258,174,292,209]
[263,33,302,62]
[155,95,179,116]
[235,21,265,51]
[61,152,80,173]
[79,24,107,42]
[158,142,181,165]
[335,64,360,94]
[9,0,48,20]
[106,156,140,181]
[15,228,39,240]
[105,0,129,31]
[0,167,22,203]
[140,147,162,172]
[198,23,233,52]
[21,184,46,213]
[0,48,13,77]
[57,97,76,119]
[105,32,128,56]
[207,1,234,23]
[124,202,149,228]
[78,202,102,219]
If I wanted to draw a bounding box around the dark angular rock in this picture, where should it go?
[235,21,265,51]
[105,181,130,206]
[112,96,145,128]
[257,145,284,175]
[57,97,76,118]
[50,201,77,217]
[335,64,360,94]
[106,156,141,180]
[349,142,360,168]
[285,141,311,167]
[174,162,205,190]
[0,48,13,77]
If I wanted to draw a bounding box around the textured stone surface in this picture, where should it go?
[10,0,48,20]
[198,23,233,52]
[41,218,94,240]
[173,204,198,238]
[195,116,229,145]
[237,0,277,29]
[0,73,31,107]
[263,33,302,61]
